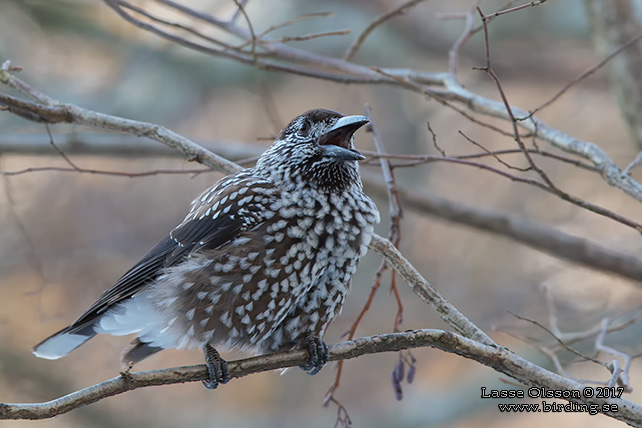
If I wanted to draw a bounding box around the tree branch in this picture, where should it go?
[3,329,641,424]
[94,0,642,203]
[2,76,642,283]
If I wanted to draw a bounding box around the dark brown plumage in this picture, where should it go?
[33,108,380,388]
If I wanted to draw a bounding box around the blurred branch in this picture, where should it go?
[1,59,642,427]
[95,0,642,203]
[472,7,642,231]
[3,328,642,424]
[0,92,242,175]
[2,72,642,282]
[343,0,427,61]
[585,0,642,149]
[0,132,264,160]
[385,183,642,283]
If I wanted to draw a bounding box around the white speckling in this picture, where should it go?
[233,283,244,294]
[204,304,214,315]
[270,283,279,298]
[186,308,196,321]
[239,195,253,205]
[200,318,210,328]
[235,306,245,316]
[241,314,251,324]
[187,325,195,336]
[242,274,253,283]
[235,236,252,246]
[245,301,254,311]
[197,291,209,300]
[162,296,178,307]
[210,294,222,305]
[182,282,195,290]
[266,268,280,279]
[219,312,232,328]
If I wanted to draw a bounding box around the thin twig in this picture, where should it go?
[526,31,642,119]
[458,130,530,171]
[344,0,428,61]
[474,7,642,232]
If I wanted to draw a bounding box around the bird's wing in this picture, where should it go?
[68,175,276,329]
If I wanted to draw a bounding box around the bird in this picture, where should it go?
[33,108,380,388]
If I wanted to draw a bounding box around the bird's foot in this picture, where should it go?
[298,334,329,375]
[202,344,230,389]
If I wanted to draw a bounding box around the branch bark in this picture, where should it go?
[585,0,642,149]
[2,82,642,283]
[2,329,641,424]
[96,0,642,203]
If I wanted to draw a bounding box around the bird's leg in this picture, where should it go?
[202,344,230,389]
[298,334,329,375]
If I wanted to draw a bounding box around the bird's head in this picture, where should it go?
[255,109,369,192]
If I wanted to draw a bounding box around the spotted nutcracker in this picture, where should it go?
[33,108,380,388]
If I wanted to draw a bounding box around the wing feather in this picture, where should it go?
[67,176,275,330]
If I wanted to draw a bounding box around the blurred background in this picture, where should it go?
[2,0,642,427]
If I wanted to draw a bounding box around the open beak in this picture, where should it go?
[318,115,369,161]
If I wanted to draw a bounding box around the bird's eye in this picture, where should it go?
[297,120,311,137]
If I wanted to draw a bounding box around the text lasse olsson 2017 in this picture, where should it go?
[481,386,624,399]
[480,387,621,415]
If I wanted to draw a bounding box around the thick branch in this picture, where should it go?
[0,93,241,175]
[0,132,264,160]
[585,0,642,149]
[2,88,642,283]
[2,329,641,425]
[390,184,642,283]
[96,1,642,203]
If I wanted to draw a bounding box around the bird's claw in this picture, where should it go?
[298,334,328,375]
[202,344,230,389]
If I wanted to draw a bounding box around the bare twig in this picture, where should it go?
[482,0,549,23]
[458,130,530,171]
[527,30,642,118]
[447,0,480,77]
[0,92,241,175]
[474,7,642,232]
[508,311,605,367]
[344,0,428,61]
[624,151,642,176]
[596,318,633,390]
[3,329,641,424]
[3,72,642,281]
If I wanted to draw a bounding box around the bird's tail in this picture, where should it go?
[32,324,97,360]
